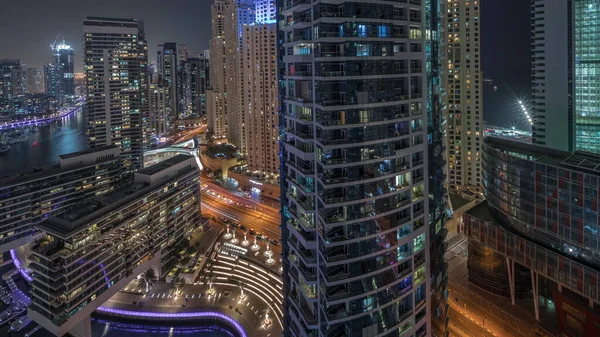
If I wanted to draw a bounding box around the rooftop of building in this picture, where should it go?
[85,16,139,23]
[137,154,192,176]
[485,136,600,175]
[40,154,196,238]
[58,145,117,159]
[449,193,473,211]
[465,199,495,223]
[0,145,120,187]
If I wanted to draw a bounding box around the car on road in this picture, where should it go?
[249,228,256,235]
[270,240,279,246]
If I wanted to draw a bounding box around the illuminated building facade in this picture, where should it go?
[240,21,279,175]
[443,0,483,192]
[157,42,178,129]
[43,63,61,105]
[0,59,22,112]
[208,0,235,139]
[28,155,200,337]
[426,0,450,336]
[465,136,600,337]
[531,0,600,154]
[574,0,600,154]
[149,83,169,138]
[83,17,148,171]
[52,41,75,105]
[0,146,122,254]
[188,54,210,118]
[279,1,432,336]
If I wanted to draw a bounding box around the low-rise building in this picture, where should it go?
[28,154,201,337]
[0,146,122,253]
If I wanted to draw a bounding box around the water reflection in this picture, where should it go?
[0,108,88,176]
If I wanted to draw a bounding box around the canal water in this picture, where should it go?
[0,108,88,176]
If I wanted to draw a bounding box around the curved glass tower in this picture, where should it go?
[279,1,431,336]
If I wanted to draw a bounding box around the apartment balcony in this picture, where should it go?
[282,0,311,13]
[316,111,411,128]
[316,129,409,149]
[315,31,409,40]
[286,159,315,176]
[285,95,313,104]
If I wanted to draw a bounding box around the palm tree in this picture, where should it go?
[137,268,157,294]
[170,274,187,295]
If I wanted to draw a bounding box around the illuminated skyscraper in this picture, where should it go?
[443,0,483,192]
[0,59,22,112]
[207,0,235,139]
[208,0,255,142]
[531,0,600,154]
[52,41,75,105]
[83,17,148,171]
[157,42,178,130]
[43,62,61,106]
[240,16,279,175]
[188,54,210,118]
[279,1,434,336]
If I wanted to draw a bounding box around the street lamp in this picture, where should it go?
[483,316,487,329]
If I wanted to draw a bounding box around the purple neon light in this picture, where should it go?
[0,107,79,130]
[96,306,247,337]
[12,249,246,337]
[10,249,33,282]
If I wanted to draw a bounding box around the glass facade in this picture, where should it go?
[575,0,600,153]
[279,0,430,336]
[425,0,449,336]
[466,137,600,306]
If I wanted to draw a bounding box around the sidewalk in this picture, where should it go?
[103,281,281,337]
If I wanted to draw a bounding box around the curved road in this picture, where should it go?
[201,193,281,239]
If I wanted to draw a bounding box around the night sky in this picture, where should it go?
[0,0,530,128]
[0,0,212,72]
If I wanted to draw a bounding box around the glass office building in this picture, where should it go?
[279,0,432,336]
[465,137,600,336]
[575,0,600,153]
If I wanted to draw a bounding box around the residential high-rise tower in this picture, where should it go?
[52,41,75,105]
[240,17,279,175]
[443,0,483,192]
[188,54,210,118]
[279,1,431,336]
[83,17,148,171]
[157,42,179,131]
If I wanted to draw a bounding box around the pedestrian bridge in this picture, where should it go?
[144,143,203,170]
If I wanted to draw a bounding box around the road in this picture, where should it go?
[201,192,281,239]
[173,125,207,144]
[202,177,280,216]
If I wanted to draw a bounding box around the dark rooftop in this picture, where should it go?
[465,200,495,223]
[449,193,473,211]
[137,154,193,176]
[58,145,117,160]
[485,136,600,175]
